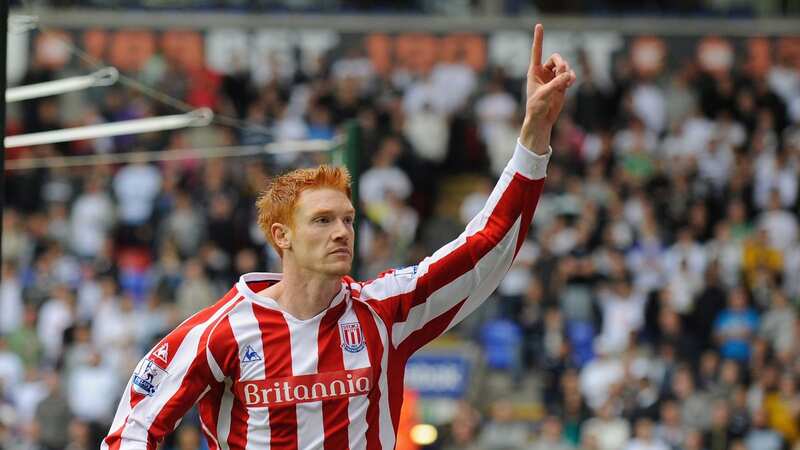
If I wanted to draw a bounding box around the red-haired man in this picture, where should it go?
[104,24,575,450]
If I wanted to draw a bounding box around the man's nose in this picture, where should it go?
[332,219,351,240]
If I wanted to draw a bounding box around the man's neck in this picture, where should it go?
[258,267,342,320]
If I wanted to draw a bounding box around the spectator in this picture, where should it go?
[63,323,94,376]
[37,285,76,364]
[582,401,631,450]
[65,419,93,450]
[756,190,799,253]
[630,81,666,134]
[159,190,205,258]
[404,102,449,165]
[429,60,477,115]
[744,408,785,450]
[682,429,706,450]
[331,48,375,88]
[698,137,735,191]
[0,262,23,335]
[175,258,217,320]
[706,222,743,289]
[1,210,33,266]
[613,117,658,156]
[663,228,707,279]
[359,136,412,207]
[656,308,700,365]
[741,227,783,288]
[704,401,737,450]
[758,290,797,357]
[66,351,119,448]
[712,287,759,362]
[5,303,42,370]
[439,401,482,450]
[595,275,646,355]
[558,370,591,439]
[763,373,800,443]
[477,399,531,450]
[34,371,73,450]
[112,156,162,227]
[670,366,713,431]
[754,152,798,211]
[580,340,625,410]
[69,177,115,259]
[624,417,670,450]
[0,338,24,400]
[654,399,686,449]
[529,415,575,450]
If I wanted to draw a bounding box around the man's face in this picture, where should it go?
[286,188,355,277]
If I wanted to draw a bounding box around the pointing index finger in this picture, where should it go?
[532,23,544,68]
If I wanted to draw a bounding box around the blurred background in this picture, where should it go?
[2,1,800,449]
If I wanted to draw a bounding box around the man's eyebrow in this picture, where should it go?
[308,208,356,216]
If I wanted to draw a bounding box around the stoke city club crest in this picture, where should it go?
[339,322,366,353]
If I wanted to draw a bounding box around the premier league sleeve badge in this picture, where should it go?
[132,358,169,396]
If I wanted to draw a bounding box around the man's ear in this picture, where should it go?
[271,223,292,251]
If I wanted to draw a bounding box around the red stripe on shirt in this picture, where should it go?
[386,348,406,435]
[366,175,534,325]
[211,316,248,450]
[198,383,225,450]
[104,422,126,450]
[207,314,242,378]
[254,305,298,450]
[317,300,351,450]
[515,176,543,256]
[352,301,385,450]
[398,299,467,358]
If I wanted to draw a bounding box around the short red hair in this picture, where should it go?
[256,165,352,256]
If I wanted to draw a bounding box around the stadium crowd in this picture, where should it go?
[2,32,800,450]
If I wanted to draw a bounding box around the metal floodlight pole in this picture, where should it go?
[6,67,118,103]
[8,14,37,33]
[4,138,338,171]
[345,121,362,276]
[4,108,214,148]
[2,3,8,264]
[262,139,338,154]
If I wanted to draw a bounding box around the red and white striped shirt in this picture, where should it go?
[103,141,550,450]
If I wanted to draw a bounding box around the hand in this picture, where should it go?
[520,24,577,154]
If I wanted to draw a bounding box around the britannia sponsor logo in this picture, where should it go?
[339,322,365,353]
[236,367,373,407]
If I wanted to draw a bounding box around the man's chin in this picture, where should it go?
[323,262,352,277]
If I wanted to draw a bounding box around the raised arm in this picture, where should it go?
[360,24,576,356]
